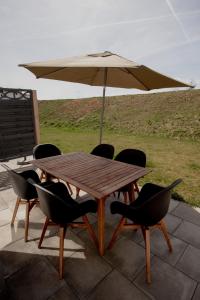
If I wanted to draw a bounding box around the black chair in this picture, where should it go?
[114,149,146,203]
[33,143,61,180]
[33,143,73,194]
[32,181,98,279]
[108,179,182,283]
[90,143,115,159]
[2,164,42,242]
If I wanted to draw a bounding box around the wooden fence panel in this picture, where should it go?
[0,88,39,161]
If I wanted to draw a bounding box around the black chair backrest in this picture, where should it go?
[91,144,115,159]
[133,179,182,226]
[33,182,77,224]
[2,164,38,200]
[115,149,146,167]
[33,143,61,159]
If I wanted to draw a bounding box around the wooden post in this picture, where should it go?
[32,90,40,144]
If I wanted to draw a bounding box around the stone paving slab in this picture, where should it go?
[172,202,200,226]
[48,284,79,300]
[134,257,197,300]
[88,269,153,300]
[192,284,200,300]
[0,222,25,250]
[104,236,149,281]
[168,199,180,213]
[173,220,200,249]
[139,230,188,266]
[163,213,182,234]
[176,245,200,282]
[62,247,112,299]
[0,239,40,278]
[6,257,66,300]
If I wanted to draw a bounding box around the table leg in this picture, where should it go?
[128,183,135,202]
[97,197,106,256]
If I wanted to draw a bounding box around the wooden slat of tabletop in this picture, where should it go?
[31,152,150,198]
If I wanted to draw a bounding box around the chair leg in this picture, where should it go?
[144,228,151,284]
[66,182,73,195]
[107,217,125,250]
[38,217,49,248]
[59,226,66,279]
[11,197,21,225]
[160,220,173,252]
[128,184,135,202]
[76,187,80,198]
[134,181,140,195]
[25,201,30,242]
[82,215,98,249]
[39,170,45,181]
[123,192,128,204]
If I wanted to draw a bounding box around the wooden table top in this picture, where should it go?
[31,152,150,199]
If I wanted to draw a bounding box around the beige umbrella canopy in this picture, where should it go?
[19,51,191,143]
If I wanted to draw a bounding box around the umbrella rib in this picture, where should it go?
[122,68,150,91]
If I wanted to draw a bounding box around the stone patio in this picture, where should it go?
[0,160,200,300]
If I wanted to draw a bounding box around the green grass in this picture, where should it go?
[40,126,200,207]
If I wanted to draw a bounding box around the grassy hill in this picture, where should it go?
[39,89,200,140]
[39,89,200,207]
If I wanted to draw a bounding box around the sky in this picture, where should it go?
[0,0,200,100]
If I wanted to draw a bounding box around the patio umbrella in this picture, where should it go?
[19,51,191,143]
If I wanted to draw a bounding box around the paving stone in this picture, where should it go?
[139,229,187,266]
[88,269,153,300]
[192,284,200,300]
[172,202,200,227]
[0,222,25,249]
[119,223,144,244]
[163,213,182,234]
[62,247,112,298]
[104,236,148,281]
[28,216,58,242]
[0,208,13,227]
[173,220,200,249]
[168,199,180,213]
[0,188,16,208]
[71,212,97,235]
[29,204,45,221]
[48,283,79,300]
[0,238,40,277]
[6,257,65,300]
[135,257,196,300]
[39,229,84,269]
[77,221,122,251]
[0,196,8,211]
[176,245,200,282]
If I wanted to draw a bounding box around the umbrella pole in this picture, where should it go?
[99,68,108,144]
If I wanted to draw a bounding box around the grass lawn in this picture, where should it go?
[41,126,200,207]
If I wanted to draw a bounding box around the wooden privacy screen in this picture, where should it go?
[0,88,40,161]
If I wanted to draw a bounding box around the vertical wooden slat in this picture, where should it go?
[32,90,40,144]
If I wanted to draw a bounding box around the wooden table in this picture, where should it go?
[31,152,150,255]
